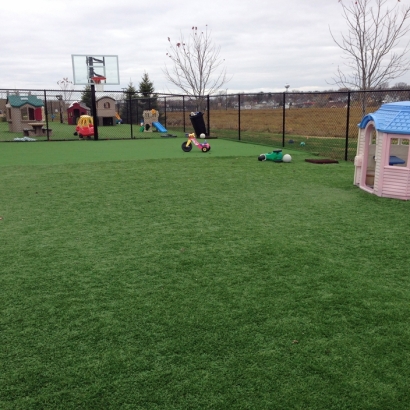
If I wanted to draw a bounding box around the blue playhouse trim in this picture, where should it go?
[358,101,410,135]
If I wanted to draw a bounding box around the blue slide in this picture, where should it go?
[152,122,167,133]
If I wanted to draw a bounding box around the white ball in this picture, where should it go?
[200,133,206,138]
[283,154,292,163]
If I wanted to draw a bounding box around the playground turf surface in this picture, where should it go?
[2,139,410,409]
[0,138,287,166]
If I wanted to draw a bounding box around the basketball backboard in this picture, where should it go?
[71,54,120,85]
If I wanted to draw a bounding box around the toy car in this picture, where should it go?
[74,115,94,139]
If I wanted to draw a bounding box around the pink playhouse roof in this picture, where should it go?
[358,101,410,135]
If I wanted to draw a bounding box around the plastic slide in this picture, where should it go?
[152,121,167,133]
[115,112,121,120]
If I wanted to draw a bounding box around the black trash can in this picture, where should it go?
[189,112,207,137]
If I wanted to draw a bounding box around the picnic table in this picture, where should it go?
[27,122,45,136]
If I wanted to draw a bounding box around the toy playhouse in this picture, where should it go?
[5,94,43,132]
[96,96,116,126]
[67,101,91,125]
[354,101,410,200]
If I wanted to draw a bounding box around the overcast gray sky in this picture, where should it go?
[2,0,410,93]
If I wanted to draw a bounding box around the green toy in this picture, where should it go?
[258,149,283,162]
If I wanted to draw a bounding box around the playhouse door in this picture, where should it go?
[362,124,376,189]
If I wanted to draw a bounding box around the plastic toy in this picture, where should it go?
[181,133,211,152]
[74,115,94,139]
[283,154,292,162]
[354,101,410,200]
[258,149,283,162]
[141,109,167,133]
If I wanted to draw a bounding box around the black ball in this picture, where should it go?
[258,154,266,161]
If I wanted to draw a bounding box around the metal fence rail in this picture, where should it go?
[1,88,410,160]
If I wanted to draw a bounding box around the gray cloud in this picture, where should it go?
[1,0,409,93]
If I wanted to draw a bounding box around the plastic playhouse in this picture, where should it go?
[141,109,167,133]
[354,101,410,200]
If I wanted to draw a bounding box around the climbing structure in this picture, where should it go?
[143,109,159,132]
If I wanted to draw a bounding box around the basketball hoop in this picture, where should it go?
[91,76,106,92]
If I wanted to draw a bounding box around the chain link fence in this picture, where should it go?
[1,88,410,160]
[0,89,188,141]
[205,89,410,161]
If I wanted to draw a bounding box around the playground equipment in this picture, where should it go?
[71,55,120,140]
[142,109,167,133]
[258,149,283,162]
[152,121,167,133]
[91,75,106,92]
[5,95,44,133]
[354,101,410,200]
[115,112,122,124]
[181,133,211,152]
[74,115,94,139]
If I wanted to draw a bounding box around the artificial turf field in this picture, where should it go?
[1,138,410,409]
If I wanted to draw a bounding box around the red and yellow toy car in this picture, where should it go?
[74,115,94,139]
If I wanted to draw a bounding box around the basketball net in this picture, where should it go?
[91,76,106,92]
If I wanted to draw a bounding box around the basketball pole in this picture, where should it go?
[90,83,99,140]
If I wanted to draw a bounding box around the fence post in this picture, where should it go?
[43,90,50,141]
[207,95,210,136]
[282,92,286,147]
[183,95,186,133]
[238,94,241,141]
[90,84,98,140]
[128,93,133,139]
[164,97,167,129]
[344,91,351,161]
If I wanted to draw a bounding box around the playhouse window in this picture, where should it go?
[21,107,35,121]
[103,102,110,109]
[388,136,409,167]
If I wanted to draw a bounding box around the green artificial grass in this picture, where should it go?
[0,120,176,142]
[1,142,410,409]
[0,138,293,166]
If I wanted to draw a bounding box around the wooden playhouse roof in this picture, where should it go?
[358,101,410,135]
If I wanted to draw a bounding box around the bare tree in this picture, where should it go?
[330,0,410,113]
[57,77,74,103]
[163,26,229,110]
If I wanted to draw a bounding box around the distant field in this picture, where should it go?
[166,107,370,138]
